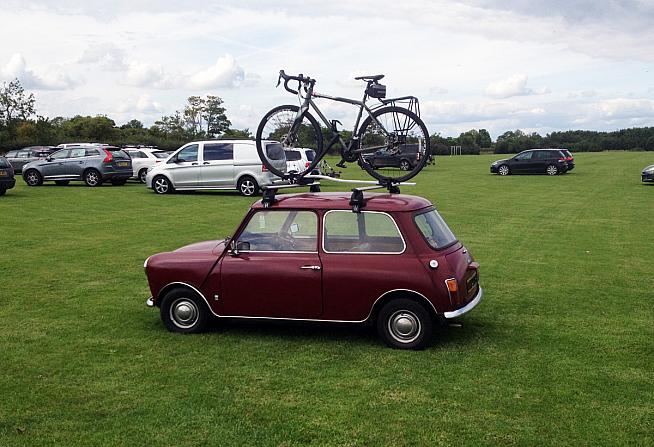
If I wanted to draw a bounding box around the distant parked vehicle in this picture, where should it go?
[285,148,317,174]
[490,149,569,176]
[0,156,16,196]
[4,146,55,173]
[145,140,286,196]
[561,149,575,171]
[642,164,654,183]
[22,146,132,187]
[363,143,422,171]
[54,143,108,149]
[123,147,171,183]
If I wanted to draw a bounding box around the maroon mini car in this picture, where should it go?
[144,192,483,349]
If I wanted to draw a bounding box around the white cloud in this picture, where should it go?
[485,74,549,99]
[187,55,245,89]
[1,53,77,90]
[78,43,127,70]
[116,94,164,114]
[594,98,654,120]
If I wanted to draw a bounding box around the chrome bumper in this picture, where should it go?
[146,297,154,308]
[443,287,483,319]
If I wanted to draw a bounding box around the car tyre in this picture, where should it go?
[84,169,103,187]
[25,169,43,186]
[399,159,411,171]
[377,298,433,350]
[238,176,259,197]
[111,179,127,186]
[0,187,6,196]
[55,180,70,186]
[546,164,558,176]
[498,165,510,176]
[160,288,210,333]
[138,168,148,183]
[153,175,173,194]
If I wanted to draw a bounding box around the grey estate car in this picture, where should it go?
[22,146,132,187]
[4,146,55,173]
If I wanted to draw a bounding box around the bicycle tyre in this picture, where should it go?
[356,106,430,183]
[255,104,324,179]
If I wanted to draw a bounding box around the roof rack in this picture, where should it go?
[261,175,415,212]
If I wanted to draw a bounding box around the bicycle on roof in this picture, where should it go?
[255,70,431,186]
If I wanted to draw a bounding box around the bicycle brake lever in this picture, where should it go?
[276,75,282,87]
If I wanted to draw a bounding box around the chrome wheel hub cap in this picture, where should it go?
[170,298,198,329]
[140,171,147,182]
[388,310,421,343]
[547,166,557,175]
[87,172,98,185]
[499,166,509,175]
[154,179,168,193]
[401,161,409,170]
[241,181,254,195]
[27,173,38,185]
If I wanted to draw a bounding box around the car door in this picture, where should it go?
[40,149,70,178]
[200,142,234,187]
[60,147,87,178]
[216,209,322,318]
[510,151,533,173]
[167,144,200,187]
[13,150,32,171]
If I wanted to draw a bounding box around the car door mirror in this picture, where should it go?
[230,241,250,256]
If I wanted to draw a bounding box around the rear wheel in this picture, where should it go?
[160,288,211,333]
[237,176,259,197]
[138,168,148,183]
[377,298,433,350]
[55,180,69,186]
[546,164,558,176]
[357,106,429,183]
[25,169,42,186]
[153,175,173,194]
[84,169,102,187]
[256,105,323,179]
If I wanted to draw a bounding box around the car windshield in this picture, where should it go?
[562,150,572,157]
[108,149,129,159]
[285,150,301,161]
[0,158,10,168]
[153,151,170,159]
[414,209,457,249]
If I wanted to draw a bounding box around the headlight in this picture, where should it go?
[645,167,654,174]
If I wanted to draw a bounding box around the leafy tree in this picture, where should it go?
[0,79,35,128]
[202,95,230,137]
[221,128,253,139]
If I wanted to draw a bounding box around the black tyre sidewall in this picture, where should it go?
[255,104,324,178]
[377,298,433,350]
[357,106,430,183]
[237,176,259,196]
[0,187,6,196]
[160,288,210,333]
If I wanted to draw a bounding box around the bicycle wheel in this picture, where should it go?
[356,106,430,183]
[256,105,324,178]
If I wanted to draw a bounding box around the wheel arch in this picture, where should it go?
[367,289,438,323]
[152,172,176,188]
[156,281,217,316]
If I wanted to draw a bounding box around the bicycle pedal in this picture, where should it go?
[335,161,347,168]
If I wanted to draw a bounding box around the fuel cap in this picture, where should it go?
[429,260,439,269]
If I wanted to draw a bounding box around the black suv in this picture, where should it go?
[364,143,422,171]
[0,156,16,195]
[491,149,569,176]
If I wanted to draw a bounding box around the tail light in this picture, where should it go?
[103,149,113,164]
[305,161,310,168]
[262,164,268,172]
[566,156,573,161]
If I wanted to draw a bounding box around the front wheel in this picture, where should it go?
[255,104,324,179]
[160,288,211,333]
[24,169,43,186]
[357,106,430,183]
[377,299,433,350]
[153,175,173,194]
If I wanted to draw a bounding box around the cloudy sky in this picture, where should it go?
[1,0,653,139]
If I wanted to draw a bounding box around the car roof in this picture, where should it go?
[252,192,433,212]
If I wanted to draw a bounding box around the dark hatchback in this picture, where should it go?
[491,149,570,176]
[642,164,654,183]
[0,156,16,195]
[364,143,422,171]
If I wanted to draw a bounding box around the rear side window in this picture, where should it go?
[305,150,315,161]
[265,143,285,161]
[153,151,169,159]
[69,148,87,158]
[16,151,30,158]
[203,143,233,161]
[323,211,405,254]
[414,209,457,250]
[5,151,18,158]
[85,149,100,157]
[285,150,301,161]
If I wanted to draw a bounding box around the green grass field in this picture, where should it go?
[1,152,652,446]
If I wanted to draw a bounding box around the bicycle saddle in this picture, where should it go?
[354,74,384,82]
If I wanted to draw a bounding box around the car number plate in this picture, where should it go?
[0,170,6,177]
[466,272,478,292]
[117,161,129,167]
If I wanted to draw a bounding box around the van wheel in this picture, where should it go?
[153,175,173,194]
[25,169,43,186]
[238,176,259,196]
[377,299,432,350]
[84,169,103,187]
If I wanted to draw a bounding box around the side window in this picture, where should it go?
[85,149,100,157]
[323,211,405,254]
[238,210,317,252]
[515,152,533,161]
[203,143,233,161]
[51,150,70,160]
[16,151,30,158]
[5,151,18,158]
[69,148,86,158]
[137,151,147,158]
[175,144,199,163]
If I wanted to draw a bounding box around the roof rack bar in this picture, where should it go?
[303,174,415,187]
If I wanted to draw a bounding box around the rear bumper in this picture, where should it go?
[101,171,132,180]
[0,178,16,189]
[443,286,483,319]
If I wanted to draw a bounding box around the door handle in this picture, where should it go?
[203,162,210,165]
[191,162,198,165]
[79,161,83,164]
[300,265,321,270]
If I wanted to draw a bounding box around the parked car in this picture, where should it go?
[22,146,132,187]
[143,192,483,349]
[642,164,654,183]
[285,148,317,174]
[490,149,569,175]
[123,147,171,183]
[0,156,16,196]
[145,140,286,196]
[4,146,55,173]
[363,143,422,171]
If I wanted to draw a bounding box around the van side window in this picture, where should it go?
[175,145,199,163]
[203,143,233,161]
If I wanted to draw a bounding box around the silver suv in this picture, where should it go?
[22,146,132,187]
[145,140,286,196]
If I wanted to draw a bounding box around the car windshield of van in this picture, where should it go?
[285,150,301,161]
[414,209,457,249]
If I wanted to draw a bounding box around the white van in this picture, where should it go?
[145,140,286,196]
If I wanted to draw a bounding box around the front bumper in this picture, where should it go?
[146,296,154,307]
[443,286,483,319]
[490,165,499,173]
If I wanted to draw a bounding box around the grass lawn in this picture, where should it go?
[1,152,652,446]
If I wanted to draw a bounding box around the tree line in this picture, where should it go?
[2,78,653,153]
